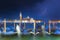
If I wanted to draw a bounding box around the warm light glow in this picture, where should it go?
[22,20,28,23]
[36,21,41,23]
[58,21,60,23]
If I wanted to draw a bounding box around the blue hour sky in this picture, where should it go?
[0,0,60,21]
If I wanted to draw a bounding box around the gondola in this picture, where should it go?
[51,30,60,36]
[0,26,17,36]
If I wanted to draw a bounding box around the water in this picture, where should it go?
[0,35,60,40]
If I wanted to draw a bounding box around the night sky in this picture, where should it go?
[0,0,60,21]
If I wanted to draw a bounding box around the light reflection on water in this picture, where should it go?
[0,35,60,40]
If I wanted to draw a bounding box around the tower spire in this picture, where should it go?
[19,11,22,21]
[19,12,22,20]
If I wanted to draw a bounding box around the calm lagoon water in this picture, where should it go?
[0,35,60,40]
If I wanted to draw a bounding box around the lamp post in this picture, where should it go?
[33,20,36,35]
[49,20,51,34]
[3,18,6,32]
